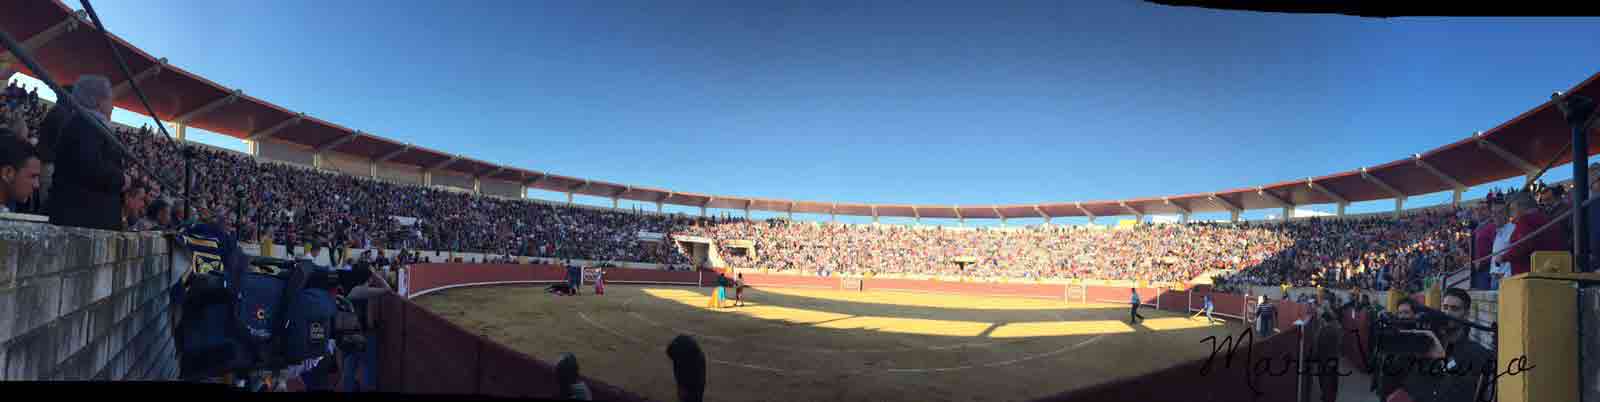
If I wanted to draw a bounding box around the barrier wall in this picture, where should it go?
[0,218,182,381]
[370,293,653,400]
[403,264,703,298]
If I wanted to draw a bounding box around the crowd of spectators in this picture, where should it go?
[0,71,1579,294]
[680,209,1481,290]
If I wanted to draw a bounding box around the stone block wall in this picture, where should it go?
[1468,290,1498,352]
[0,218,179,380]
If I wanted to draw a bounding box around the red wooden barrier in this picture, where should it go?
[864,278,1065,299]
[721,272,840,290]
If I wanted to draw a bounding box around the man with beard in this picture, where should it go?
[1385,289,1494,402]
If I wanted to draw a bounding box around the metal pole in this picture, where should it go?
[80,0,192,217]
[1559,93,1596,271]
[1296,321,1306,402]
[0,29,175,194]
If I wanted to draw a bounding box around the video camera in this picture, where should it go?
[1372,305,1494,356]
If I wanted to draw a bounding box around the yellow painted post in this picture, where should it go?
[261,235,274,258]
[1425,280,1442,309]
[1387,288,1404,312]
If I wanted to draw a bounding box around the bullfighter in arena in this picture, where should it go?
[733,273,750,307]
[593,268,605,295]
[707,273,732,308]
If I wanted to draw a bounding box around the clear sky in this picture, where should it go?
[13,1,1600,226]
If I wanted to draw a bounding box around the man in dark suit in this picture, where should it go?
[47,75,129,230]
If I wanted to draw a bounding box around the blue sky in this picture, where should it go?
[13,1,1600,226]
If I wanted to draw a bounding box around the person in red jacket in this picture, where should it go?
[1470,202,1502,288]
[1495,192,1567,276]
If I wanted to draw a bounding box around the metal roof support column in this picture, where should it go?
[872,206,880,224]
[1255,188,1293,222]
[0,11,85,66]
[568,192,575,205]
[1307,178,1350,217]
[953,206,961,227]
[175,122,186,142]
[112,58,166,98]
[656,201,663,213]
[1119,202,1143,223]
[613,197,619,209]
[1474,132,1541,180]
[1452,189,1464,206]
[423,171,432,186]
[913,207,921,226]
[1075,202,1095,225]
[473,178,482,194]
[787,203,795,220]
[1207,194,1242,223]
[1166,197,1191,224]
[1360,167,1407,219]
[1033,205,1050,226]
[831,204,837,222]
[369,163,377,179]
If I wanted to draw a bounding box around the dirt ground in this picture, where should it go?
[416,284,1251,402]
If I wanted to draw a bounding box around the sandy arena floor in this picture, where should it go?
[416,284,1250,402]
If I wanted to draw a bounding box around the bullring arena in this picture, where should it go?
[420,284,1229,402]
[384,264,1312,401]
[2,2,1598,402]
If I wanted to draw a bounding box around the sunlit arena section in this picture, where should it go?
[416,284,1243,402]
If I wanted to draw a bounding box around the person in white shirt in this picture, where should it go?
[1489,219,1515,290]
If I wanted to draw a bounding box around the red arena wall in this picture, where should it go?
[379,264,1319,401]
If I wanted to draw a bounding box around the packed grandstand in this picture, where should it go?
[6,3,1600,402]
[2,83,1563,295]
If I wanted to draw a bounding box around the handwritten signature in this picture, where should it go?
[1197,327,1533,400]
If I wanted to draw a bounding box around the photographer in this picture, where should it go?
[1372,298,1421,398]
[1384,289,1494,402]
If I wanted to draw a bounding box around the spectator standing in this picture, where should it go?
[338,261,392,392]
[47,76,128,230]
[1470,202,1501,289]
[1495,192,1566,276]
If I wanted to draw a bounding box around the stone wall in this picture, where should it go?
[1468,290,1498,352]
[0,217,179,380]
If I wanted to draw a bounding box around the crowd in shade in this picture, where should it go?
[2,86,697,265]
[2,79,1581,294]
